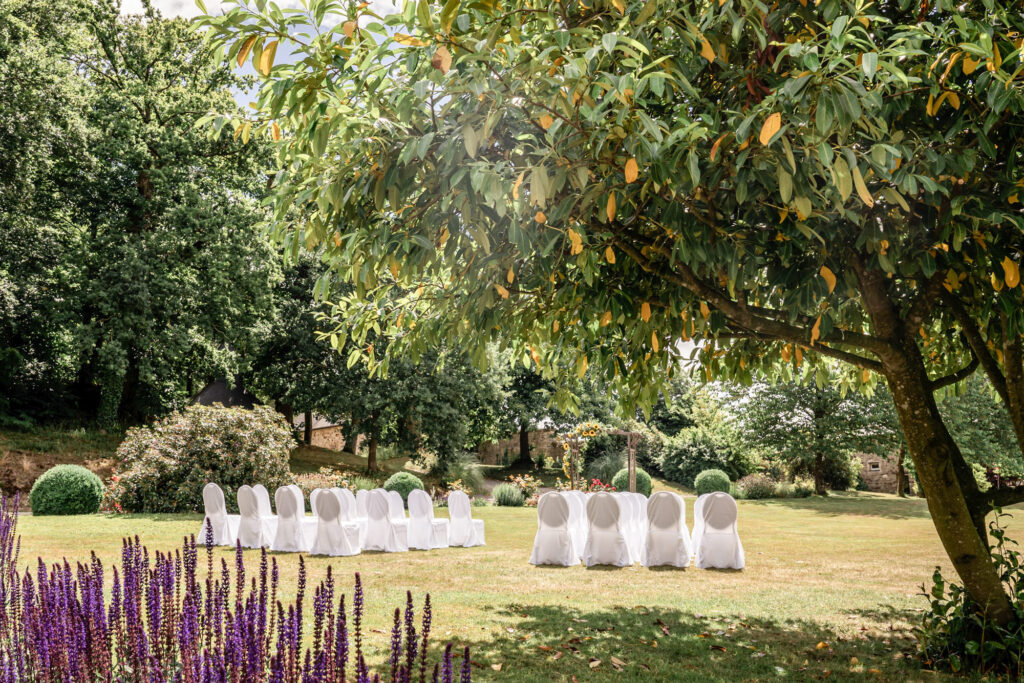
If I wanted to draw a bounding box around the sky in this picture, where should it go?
[121,0,397,19]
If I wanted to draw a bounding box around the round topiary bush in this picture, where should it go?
[108,405,294,513]
[30,464,104,515]
[694,468,732,496]
[611,467,653,496]
[492,482,525,507]
[737,474,776,500]
[383,472,424,503]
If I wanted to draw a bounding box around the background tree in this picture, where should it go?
[202,0,1024,621]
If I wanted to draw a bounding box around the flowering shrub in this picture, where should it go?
[107,405,293,513]
[294,468,379,499]
[587,478,616,493]
[555,421,608,487]
[553,477,616,493]
[524,494,540,508]
[506,473,541,498]
[0,494,470,681]
[737,473,777,499]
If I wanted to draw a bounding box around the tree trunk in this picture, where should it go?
[277,402,294,427]
[367,433,378,472]
[514,421,533,468]
[304,411,312,446]
[895,445,908,498]
[884,347,1014,625]
[813,451,827,496]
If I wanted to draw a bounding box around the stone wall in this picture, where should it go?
[855,451,901,493]
[309,426,362,453]
[477,429,563,466]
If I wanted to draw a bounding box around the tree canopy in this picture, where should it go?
[201,0,1024,621]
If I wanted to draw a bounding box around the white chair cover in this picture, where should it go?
[692,494,707,550]
[447,490,485,547]
[617,493,641,562]
[356,489,369,518]
[253,484,274,516]
[583,492,632,567]
[236,485,277,549]
[309,490,361,556]
[529,492,579,566]
[335,488,368,547]
[310,488,325,519]
[271,486,313,552]
[563,493,587,560]
[199,483,238,546]
[363,489,408,552]
[407,489,450,550]
[694,492,745,570]
[387,490,406,520]
[643,492,691,568]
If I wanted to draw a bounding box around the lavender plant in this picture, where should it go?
[0,496,468,682]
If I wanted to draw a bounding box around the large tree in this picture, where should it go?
[201,0,1024,622]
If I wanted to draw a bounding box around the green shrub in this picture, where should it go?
[349,476,378,491]
[694,469,731,496]
[107,405,293,513]
[585,452,625,483]
[383,472,424,503]
[30,465,104,515]
[493,483,525,507]
[737,474,775,500]
[792,479,815,498]
[611,467,653,496]
[660,426,752,487]
[440,452,484,493]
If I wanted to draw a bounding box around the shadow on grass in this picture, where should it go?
[456,603,925,682]
[741,493,932,521]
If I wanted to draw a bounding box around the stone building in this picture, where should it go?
[477,429,563,466]
[855,451,906,493]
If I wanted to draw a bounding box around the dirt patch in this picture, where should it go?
[0,450,115,506]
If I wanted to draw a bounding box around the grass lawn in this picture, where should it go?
[17,492,963,681]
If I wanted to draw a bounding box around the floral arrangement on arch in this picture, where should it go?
[554,420,608,488]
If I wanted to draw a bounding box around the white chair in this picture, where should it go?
[692,494,707,550]
[583,492,632,567]
[356,489,369,518]
[309,489,361,556]
[643,492,691,568]
[271,486,312,552]
[364,489,408,552]
[616,493,640,562]
[563,492,587,560]
[407,489,450,550]
[310,488,326,519]
[236,485,277,549]
[694,492,745,570]
[447,490,485,547]
[387,490,406,521]
[253,484,274,517]
[529,492,579,566]
[199,483,238,546]
[334,488,368,547]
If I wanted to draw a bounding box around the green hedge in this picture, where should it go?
[493,483,525,507]
[611,467,652,496]
[383,472,424,503]
[30,464,104,515]
[694,469,732,496]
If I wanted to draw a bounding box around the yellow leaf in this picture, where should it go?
[641,302,651,322]
[388,255,400,279]
[553,320,560,333]
[606,193,616,221]
[568,228,583,255]
[816,642,829,650]
[851,163,874,208]
[962,56,981,74]
[1002,256,1020,288]
[759,112,782,145]
[342,21,356,38]
[624,158,639,184]
[271,121,281,141]
[538,114,554,130]
[820,265,837,293]
[611,0,625,12]
[710,133,727,161]
[700,301,710,318]
[258,41,278,76]
[507,267,515,284]
[237,36,257,68]
[439,227,449,246]
[947,91,961,110]
[577,355,588,378]
[810,316,821,346]
[781,344,792,362]
[652,332,660,352]
[394,34,430,46]
[992,272,1003,291]
[431,46,452,74]
[700,36,716,62]
[534,211,546,224]
[240,121,251,144]
[1009,193,1019,205]
[861,369,871,383]
[600,311,612,327]
[605,246,616,263]
[495,284,509,299]
[795,346,803,367]
[512,171,525,200]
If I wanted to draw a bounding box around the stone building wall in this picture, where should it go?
[309,426,362,453]
[855,451,901,493]
[477,429,564,466]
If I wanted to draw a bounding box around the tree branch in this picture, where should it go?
[940,290,1009,404]
[906,269,947,332]
[929,353,979,391]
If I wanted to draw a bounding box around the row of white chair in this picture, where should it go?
[200,483,485,556]
[530,491,744,569]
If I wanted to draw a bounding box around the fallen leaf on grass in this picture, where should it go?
[655,619,670,636]
[710,645,727,652]
[589,658,601,669]
[553,651,563,661]
[490,664,502,671]
[538,645,552,652]
[816,642,830,650]
[610,656,626,671]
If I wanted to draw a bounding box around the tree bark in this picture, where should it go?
[896,445,908,498]
[303,410,312,446]
[514,421,533,468]
[813,451,827,496]
[277,402,294,427]
[884,346,1014,625]
[367,433,378,472]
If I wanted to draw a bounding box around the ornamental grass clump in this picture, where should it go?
[0,494,469,682]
